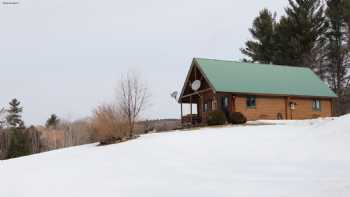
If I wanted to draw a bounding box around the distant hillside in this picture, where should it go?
[135,119,181,134]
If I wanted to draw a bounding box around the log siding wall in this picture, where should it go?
[235,96,286,120]
[197,93,333,122]
[287,98,332,120]
[235,95,333,121]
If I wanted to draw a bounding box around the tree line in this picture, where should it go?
[0,72,160,159]
[0,99,63,159]
[241,0,350,114]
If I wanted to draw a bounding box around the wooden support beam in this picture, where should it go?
[190,96,193,124]
[180,102,183,125]
[181,88,212,99]
[200,94,203,115]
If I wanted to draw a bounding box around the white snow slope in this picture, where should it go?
[1,115,350,197]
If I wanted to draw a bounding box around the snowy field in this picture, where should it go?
[1,115,350,197]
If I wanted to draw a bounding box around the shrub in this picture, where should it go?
[228,112,247,125]
[98,136,122,146]
[91,103,128,142]
[207,110,226,126]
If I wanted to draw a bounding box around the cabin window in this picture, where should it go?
[312,99,321,111]
[222,96,229,108]
[246,96,256,108]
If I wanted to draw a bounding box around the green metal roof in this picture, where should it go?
[194,58,337,98]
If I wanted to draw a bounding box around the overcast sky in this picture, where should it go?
[0,0,286,125]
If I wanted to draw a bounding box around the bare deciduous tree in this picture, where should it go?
[117,72,150,137]
[26,126,41,154]
[58,118,96,147]
[142,119,155,134]
[0,108,6,129]
[0,131,9,159]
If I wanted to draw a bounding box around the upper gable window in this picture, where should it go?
[246,96,256,108]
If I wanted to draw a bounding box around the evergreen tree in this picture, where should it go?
[46,114,60,129]
[324,0,350,114]
[274,0,328,70]
[7,128,30,159]
[273,16,299,66]
[241,9,276,64]
[6,98,24,129]
[345,0,350,24]
[5,98,29,159]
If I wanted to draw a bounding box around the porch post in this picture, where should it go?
[200,95,203,122]
[190,96,193,124]
[180,101,183,125]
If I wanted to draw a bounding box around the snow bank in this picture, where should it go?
[314,114,350,132]
[249,116,335,126]
[0,115,350,197]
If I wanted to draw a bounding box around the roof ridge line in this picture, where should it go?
[194,57,311,70]
[194,57,238,62]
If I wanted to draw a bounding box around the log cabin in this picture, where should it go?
[179,58,337,125]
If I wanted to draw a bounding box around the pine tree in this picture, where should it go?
[6,98,24,129]
[7,128,30,158]
[274,0,328,70]
[46,114,60,129]
[241,9,276,64]
[345,0,350,24]
[5,98,29,159]
[324,0,350,114]
[273,16,299,66]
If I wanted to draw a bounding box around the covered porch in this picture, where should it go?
[178,58,216,126]
[179,93,202,126]
[179,88,216,126]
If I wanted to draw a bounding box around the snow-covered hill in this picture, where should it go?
[1,115,350,197]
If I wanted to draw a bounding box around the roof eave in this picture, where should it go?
[214,90,338,99]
